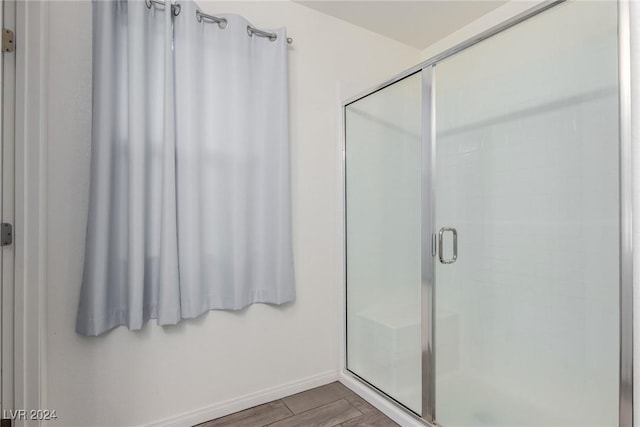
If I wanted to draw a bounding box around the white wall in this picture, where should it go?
[419,0,542,61]
[44,1,418,426]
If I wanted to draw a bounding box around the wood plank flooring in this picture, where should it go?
[194,382,399,427]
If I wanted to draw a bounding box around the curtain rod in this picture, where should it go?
[144,0,294,44]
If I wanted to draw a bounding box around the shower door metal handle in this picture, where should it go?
[438,227,457,264]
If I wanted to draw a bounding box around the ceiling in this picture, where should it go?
[294,1,508,50]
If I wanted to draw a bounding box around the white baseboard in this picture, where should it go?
[338,371,431,427]
[143,370,339,427]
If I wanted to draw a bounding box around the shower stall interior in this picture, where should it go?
[343,1,631,426]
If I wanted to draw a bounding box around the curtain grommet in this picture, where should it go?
[196,10,227,29]
[247,25,278,42]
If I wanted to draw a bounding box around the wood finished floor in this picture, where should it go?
[194,382,399,427]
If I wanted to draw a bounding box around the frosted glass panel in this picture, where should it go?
[434,2,619,427]
[345,72,422,413]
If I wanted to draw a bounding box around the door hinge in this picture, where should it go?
[2,28,14,52]
[1,223,13,246]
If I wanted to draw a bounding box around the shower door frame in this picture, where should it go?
[341,0,633,425]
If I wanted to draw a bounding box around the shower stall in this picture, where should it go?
[343,1,632,426]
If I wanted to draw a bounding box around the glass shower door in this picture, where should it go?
[345,72,422,414]
[433,2,620,426]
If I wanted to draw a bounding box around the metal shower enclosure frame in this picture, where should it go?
[340,1,633,425]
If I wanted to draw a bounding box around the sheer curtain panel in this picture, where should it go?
[173,1,295,318]
[77,0,295,336]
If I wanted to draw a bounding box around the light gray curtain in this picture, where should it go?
[77,0,295,336]
[173,1,295,317]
